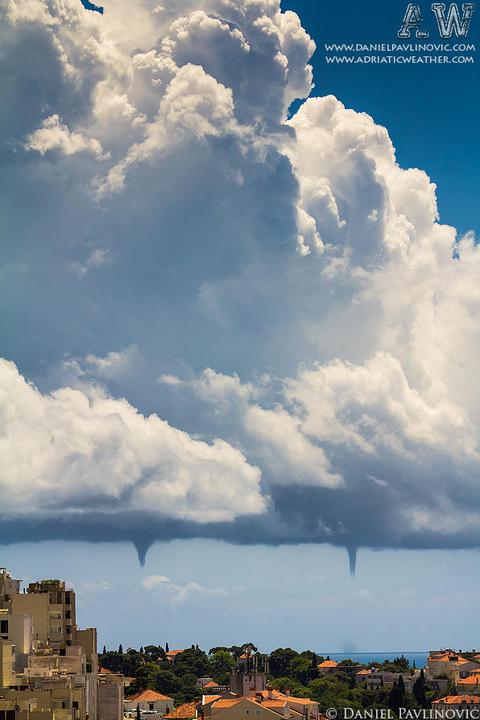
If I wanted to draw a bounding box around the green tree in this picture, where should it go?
[270,649,299,678]
[144,646,165,663]
[174,673,198,704]
[209,650,235,685]
[174,648,210,678]
[288,656,311,686]
[134,662,163,690]
[269,677,307,697]
[155,669,182,696]
[413,670,427,708]
[388,680,405,715]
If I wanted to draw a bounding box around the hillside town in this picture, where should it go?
[1,569,479,720]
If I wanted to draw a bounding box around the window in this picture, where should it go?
[149,703,154,711]
[0,620,8,634]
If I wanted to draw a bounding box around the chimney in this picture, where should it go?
[285,689,291,697]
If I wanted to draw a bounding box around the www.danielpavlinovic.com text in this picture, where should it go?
[324,42,476,63]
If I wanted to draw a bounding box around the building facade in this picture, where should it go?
[0,569,121,720]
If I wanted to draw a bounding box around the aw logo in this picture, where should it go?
[398,3,476,38]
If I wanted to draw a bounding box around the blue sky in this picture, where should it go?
[2,541,479,652]
[0,0,479,652]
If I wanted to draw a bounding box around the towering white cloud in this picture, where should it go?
[0,0,478,556]
[0,358,265,523]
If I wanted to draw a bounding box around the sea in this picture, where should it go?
[318,652,428,668]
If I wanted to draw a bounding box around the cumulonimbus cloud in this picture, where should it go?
[0,0,479,570]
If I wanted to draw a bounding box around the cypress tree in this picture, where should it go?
[413,670,427,707]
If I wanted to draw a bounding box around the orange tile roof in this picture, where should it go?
[127,690,174,702]
[202,696,222,705]
[356,669,372,675]
[430,653,471,664]
[318,660,338,668]
[255,691,316,706]
[212,699,243,709]
[166,650,185,657]
[163,703,197,719]
[458,676,480,685]
[284,697,317,705]
[204,682,219,688]
[99,667,113,674]
[433,697,480,705]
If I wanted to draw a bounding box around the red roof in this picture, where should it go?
[429,653,471,665]
[163,703,197,719]
[127,690,174,702]
[433,697,480,705]
[458,676,480,685]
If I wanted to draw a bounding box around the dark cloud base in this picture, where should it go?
[1,505,477,575]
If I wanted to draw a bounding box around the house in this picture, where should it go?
[427,652,479,681]
[164,703,197,719]
[317,660,338,675]
[197,679,216,689]
[201,696,293,720]
[124,689,174,715]
[457,674,480,695]
[197,679,229,694]
[355,669,374,685]
[247,689,319,720]
[432,696,480,711]
[166,650,185,663]
[354,669,420,693]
